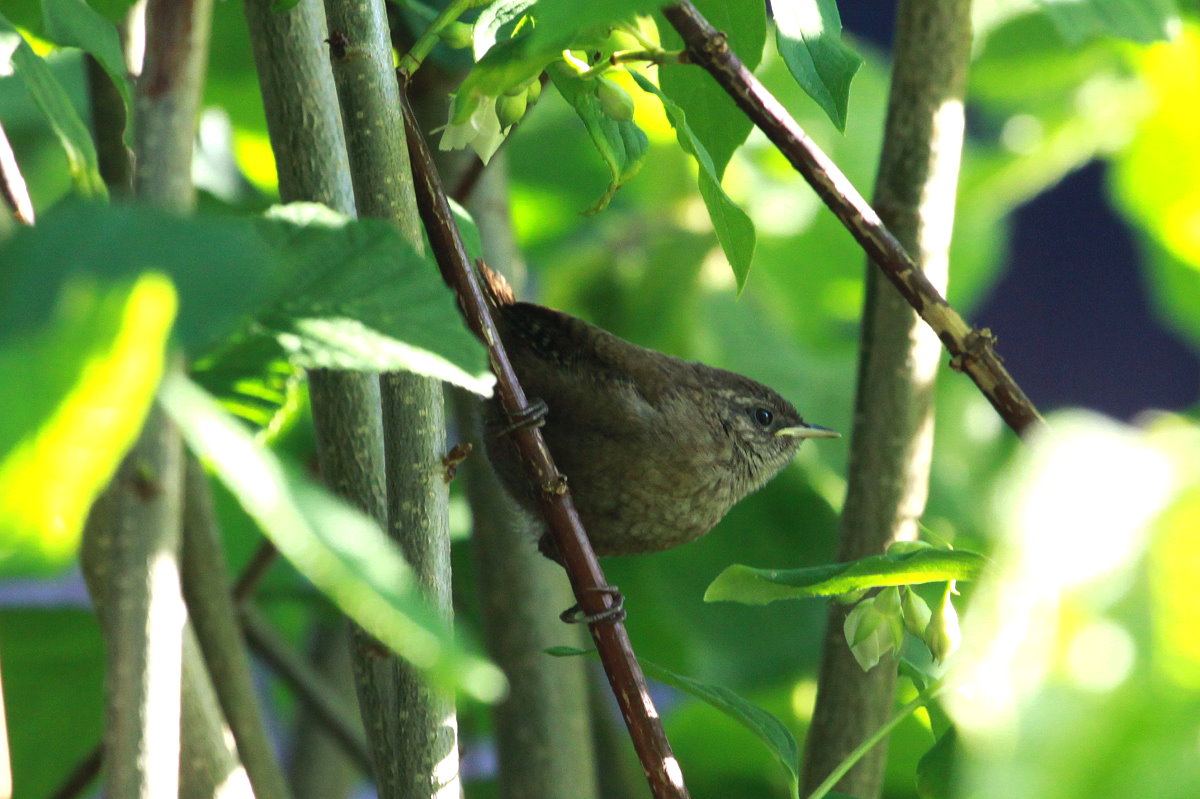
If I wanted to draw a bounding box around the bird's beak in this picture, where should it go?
[776,423,841,440]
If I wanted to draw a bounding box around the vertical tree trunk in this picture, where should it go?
[801,1,972,796]
[320,1,460,796]
[81,404,185,799]
[82,0,256,794]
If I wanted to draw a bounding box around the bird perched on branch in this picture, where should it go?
[480,265,839,561]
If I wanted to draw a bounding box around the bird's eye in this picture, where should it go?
[752,407,773,427]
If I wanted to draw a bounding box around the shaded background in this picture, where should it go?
[844,2,1200,419]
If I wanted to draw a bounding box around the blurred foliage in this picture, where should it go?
[0,1,1197,798]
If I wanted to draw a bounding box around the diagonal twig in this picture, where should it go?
[239,606,373,775]
[661,1,1043,437]
[399,87,690,799]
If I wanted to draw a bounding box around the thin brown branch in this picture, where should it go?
[400,89,690,799]
[232,538,280,604]
[661,1,1044,437]
[239,606,374,775]
[46,743,102,799]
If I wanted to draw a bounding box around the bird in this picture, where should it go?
[479,266,839,561]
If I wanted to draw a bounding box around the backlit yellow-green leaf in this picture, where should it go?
[0,274,176,573]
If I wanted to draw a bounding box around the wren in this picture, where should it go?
[481,268,839,560]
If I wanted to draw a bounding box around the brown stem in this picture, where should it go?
[231,538,279,604]
[660,1,1043,437]
[239,606,373,775]
[400,89,690,799]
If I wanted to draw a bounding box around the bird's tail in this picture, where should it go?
[476,259,516,308]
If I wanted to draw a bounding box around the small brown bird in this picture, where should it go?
[481,268,839,560]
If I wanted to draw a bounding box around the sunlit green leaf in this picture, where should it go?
[657,0,766,177]
[255,203,493,395]
[473,0,536,60]
[547,63,648,213]
[632,72,756,290]
[0,12,106,197]
[41,0,133,148]
[0,274,174,574]
[456,0,661,118]
[1036,0,1178,44]
[1111,26,1200,349]
[160,373,505,701]
[0,201,493,394]
[705,549,987,606]
[0,200,278,348]
[190,333,302,434]
[772,0,862,131]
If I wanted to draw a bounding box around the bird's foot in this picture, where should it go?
[495,397,548,437]
[560,585,626,625]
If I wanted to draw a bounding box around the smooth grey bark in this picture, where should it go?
[81,404,186,799]
[181,456,293,799]
[801,1,971,797]
[81,0,250,794]
[243,0,355,214]
[133,0,212,211]
[320,1,459,796]
[243,3,394,796]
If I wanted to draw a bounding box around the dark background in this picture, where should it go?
[841,3,1200,419]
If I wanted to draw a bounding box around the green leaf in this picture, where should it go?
[473,0,536,60]
[449,198,485,262]
[160,373,506,701]
[657,0,766,177]
[771,0,862,132]
[548,64,648,213]
[0,201,493,395]
[41,0,134,148]
[0,200,277,349]
[916,726,957,799]
[456,0,662,116]
[0,610,104,798]
[0,274,174,574]
[1036,0,1178,44]
[190,333,303,434]
[1111,29,1200,350]
[255,203,493,395]
[548,646,800,798]
[632,72,756,290]
[0,12,106,197]
[704,549,987,605]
